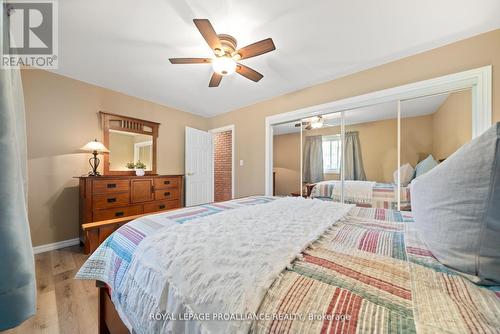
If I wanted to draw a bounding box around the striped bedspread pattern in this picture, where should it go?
[311,182,411,210]
[250,209,500,334]
[76,196,276,291]
[78,196,500,334]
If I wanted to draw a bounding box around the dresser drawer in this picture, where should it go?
[154,177,179,189]
[93,205,143,221]
[93,192,129,209]
[154,188,179,201]
[93,179,130,194]
[144,200,180,214]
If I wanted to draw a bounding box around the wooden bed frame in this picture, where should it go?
[97,281,129,334]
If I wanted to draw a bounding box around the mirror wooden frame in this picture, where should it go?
[100,111,160,175]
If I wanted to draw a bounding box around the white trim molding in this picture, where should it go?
[265,66,492,196]
[209,124,236,199]
[33,238,80,255]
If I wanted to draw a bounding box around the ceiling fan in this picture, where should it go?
[169,19,276,87]
[295,116,324,130]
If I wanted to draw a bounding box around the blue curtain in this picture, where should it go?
[0,3,36,330]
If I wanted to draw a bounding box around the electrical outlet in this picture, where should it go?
[239,160,244,166]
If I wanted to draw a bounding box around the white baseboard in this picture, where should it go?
[33,238,80,255]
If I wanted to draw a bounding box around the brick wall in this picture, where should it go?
[214,130,232,202]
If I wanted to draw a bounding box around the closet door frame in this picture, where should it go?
[265,66,492,197]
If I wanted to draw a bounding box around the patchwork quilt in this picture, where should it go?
[310,182,412,210]
[251,207,500,334]
[77,196,500,334]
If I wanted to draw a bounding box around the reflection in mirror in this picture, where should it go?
[343,102,398,208]
[272,121,302,196]
[401,89,472,210]
[109,130,153,171]
[304,102,401,209]
[301,113,342,200]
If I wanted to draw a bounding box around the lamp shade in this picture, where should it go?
[81,139,109,153]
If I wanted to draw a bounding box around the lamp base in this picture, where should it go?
[88,151,101,176]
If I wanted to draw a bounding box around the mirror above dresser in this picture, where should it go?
[100,111,159,175]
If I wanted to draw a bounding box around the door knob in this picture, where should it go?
[187,172,194,176]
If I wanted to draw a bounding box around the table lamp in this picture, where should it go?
[81,139,109,176]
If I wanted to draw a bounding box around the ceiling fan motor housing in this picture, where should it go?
[217,34,238,56]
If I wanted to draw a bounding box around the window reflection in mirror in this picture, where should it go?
[108,129,153,171]
[300,112,342,199]
[343,102,398,208]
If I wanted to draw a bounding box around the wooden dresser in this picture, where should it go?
[78,174,183,253]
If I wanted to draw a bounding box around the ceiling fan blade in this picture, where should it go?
[235,38,275,60]
[193,19,222,54]
[236,64,263,82]
[209,72,223,87]
[169,58,211,64]
[305,125,312,131]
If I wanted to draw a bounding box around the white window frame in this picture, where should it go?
[133,140,153,169]
[265,66,492,197]
[322,135,341,174]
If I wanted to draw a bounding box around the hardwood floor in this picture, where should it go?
[3,246,98,334]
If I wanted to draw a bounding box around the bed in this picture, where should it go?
[309,180,412,210]
[77,196,500,334]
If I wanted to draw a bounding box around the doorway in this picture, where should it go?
[210,125,235,202]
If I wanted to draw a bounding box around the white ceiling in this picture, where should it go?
[52,0,500,117]
[273,93,450,135]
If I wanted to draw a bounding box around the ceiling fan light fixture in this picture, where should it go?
[310,116,324,129]
[212,56,237,76]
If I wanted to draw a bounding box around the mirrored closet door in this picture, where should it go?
[301,112,342,199]
[272,121,302,197]
[400,89,472,210]
[343,101,398,209]
[272,87,475,211]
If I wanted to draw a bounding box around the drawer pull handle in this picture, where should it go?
[159,204,166,209]
[164,180,170,185]
[107,184,117,188]
[115,211,124,217]
[164,192,170,197]
[107,198,117,203]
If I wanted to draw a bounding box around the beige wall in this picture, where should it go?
[208,29,500,198]
[273,132,301,195]
[109,132,134,170]
[400,115,434,166]
[432,90,472,160]
[22,69,208,247]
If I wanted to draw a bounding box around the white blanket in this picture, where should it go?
[119,197,352,334]
[331,180,376,204]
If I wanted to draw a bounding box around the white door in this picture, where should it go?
[185,127,213,206]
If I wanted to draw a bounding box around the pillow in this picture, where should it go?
[411,123,500,284]
[414,155,438,177]
[393,163,415,186]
